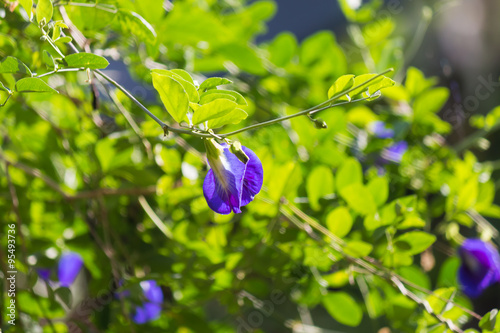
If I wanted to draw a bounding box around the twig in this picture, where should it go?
[138,195,173,239]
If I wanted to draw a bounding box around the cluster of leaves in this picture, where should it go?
[1,0,500,332]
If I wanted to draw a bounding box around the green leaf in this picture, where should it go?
[116,10,156,42]
[152,69,199,103]
[54,36,72,44]
[349,74,394,98]
[326,206,352,238]
[207,108,248,129]
[199,77,233,92]
[367,176,389,207]
[200,92,236,104]
[0,56,32,76]
[15,78,57,93]
[336,157,362,192]
[152,73,189,123]
[36,0,53,25]
[306,165,335,211]
[413,87,450,115]
[479,309,498,331]
[268,32,297,68]
[64,53,109,70]
[405,67,437,97]
[344,240,373,258]
[192,99,237,124]
[54,287,72,308]
[394,231,436,255]
[43,50,55,70]
[200,89,247,105]
[340,183,377,216]
[19,0,33,19]
[323,292,363,327]
[328,74,354,100]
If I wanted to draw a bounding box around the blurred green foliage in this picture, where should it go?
[1,0,500,332]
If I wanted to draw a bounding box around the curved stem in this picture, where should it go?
[221,97,370,137]
[36,68,83,78]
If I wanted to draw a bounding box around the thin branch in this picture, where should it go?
[36,68,83,78]
[138,195,173,239]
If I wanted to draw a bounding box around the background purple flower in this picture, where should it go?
[203,140,264,215]
[132,280,164,324]
[458,239,500,298]
[57,252,84,287]
[369,121,395,139]
[381,141,408,163]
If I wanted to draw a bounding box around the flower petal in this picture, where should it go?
[240,146,264,207]
[204,145,246,214]
[458,239,500,298]
[140,280,164,304]
[57,252,83,287]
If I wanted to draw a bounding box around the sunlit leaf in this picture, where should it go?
[64,53,109,70]
[192,99,237,124]
[152,73,190,123]
[36,0,53,25]
[323,292,363,327]
[15,78,57,93]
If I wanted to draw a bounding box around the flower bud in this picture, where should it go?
[229,141,249,164]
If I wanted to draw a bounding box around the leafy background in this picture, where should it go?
[1,0,500,332]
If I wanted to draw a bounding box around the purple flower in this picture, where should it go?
[132,280,164,324]
[458,239,500,298]
[203,139,264,214]
[37,268,52,281]
[57,252,84,287]
[369,121,394,139]
[381,141,408,163]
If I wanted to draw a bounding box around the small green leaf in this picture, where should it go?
[336,157,362,192]
[323,292,363,327]
[199,77,233,92]
[43,50,55,70]
[192,99,237,124]
[19,0,33,19]
[405,67,437,97]
[152,69,199,103]
[54,36,72,44]
[413,87,450,115]
[15,78,57,93]
[367,176,389,207]
[54,287,72,308]
[0,56,32,76]
[268,32,297,68]
[349,74,394,98]
[394,231,436,255]
[200,89,247,105]
[344,240,373,258]
[306,165,335,211]
[36,0,53,25]
[479,309,499,331]
[340,183,377,216]
[116,10,156,42]
[152,73,189,124]
[207,108,248,129]
[328,74,354,100]
[326,206,352,238]
[200,92,236,104]
[64,53,109,69]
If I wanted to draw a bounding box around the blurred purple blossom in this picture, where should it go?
[458,239,500,298]
[369,121,395,139]
[132,280,164,324]
[381,141,408,163]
